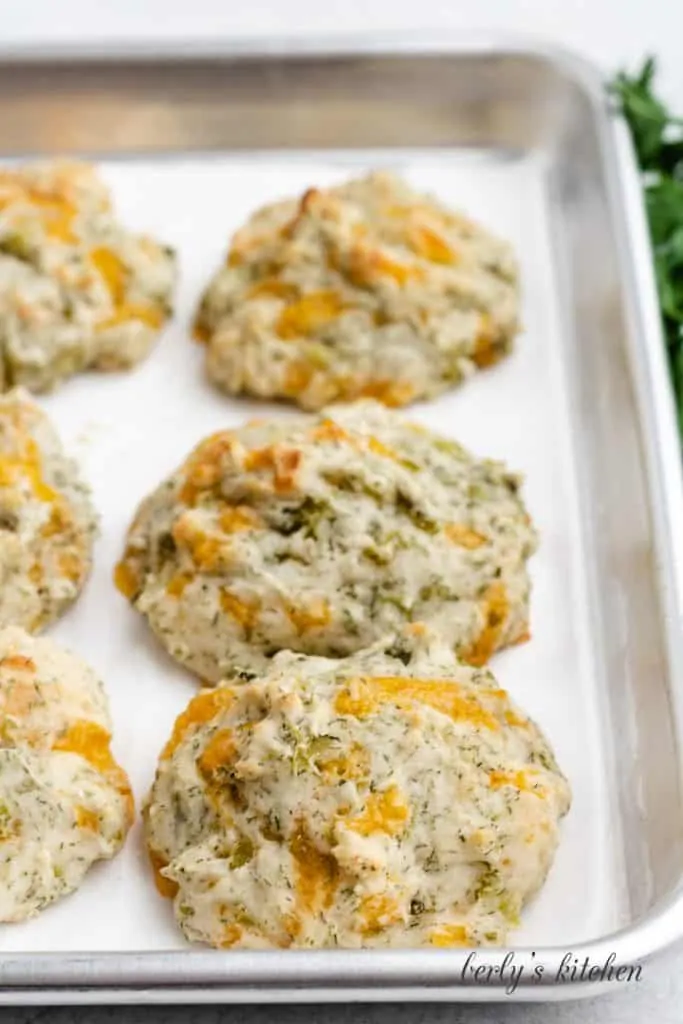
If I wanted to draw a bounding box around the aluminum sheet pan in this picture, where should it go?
[0,36,681,1004]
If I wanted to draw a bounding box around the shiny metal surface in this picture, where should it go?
[0,36,682,1004]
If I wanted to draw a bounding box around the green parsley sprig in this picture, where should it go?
[610,59,683,436]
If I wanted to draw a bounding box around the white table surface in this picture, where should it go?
[2,1,682,1021]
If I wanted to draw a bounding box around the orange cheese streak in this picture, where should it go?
[489,769,542,795]
[283,597,331,634]
[318,743,369,782]
[335,676,501,731]
[32,198,77,242]
[179,431,237,504]
[58,550,84,583]
[90,247,165,330]
[247,277,299,302]
[220,590,261,632]
[366,436,402,461]
[355,379,416,407]
[0,654,36,672]
[161,688,236,760]
[166,572,193,597]
[283,361,314,397]
[52,720,134,823]
[197,728,237,776]
[113,560,139,600]
[97,304,165,331]
[220,923,244,948]
[429,924,470,947]
[0,437,59,504]
[148,847,179,899]
[289,824,338,916]
[504,708,529,730]
[407,225,458,265]
[91,247,127,305]
[276,290,347,340]
[243,444,302,493]
[309,420,403,466]
[41,503,71,539]
[359,894,403,936]
[473,313,505,369]
[347,243,423,288]
[444,523,486,549]
[75,805,101,832]
[310,419,353,444]
[28,563,43,587]
[0,178,78,243]
[347,785,410,838]
[172,518,226,572]
[461,582,509,667]
[219,506,261,533]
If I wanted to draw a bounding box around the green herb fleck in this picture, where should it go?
[230,836,255,869]
[396,492,438,533]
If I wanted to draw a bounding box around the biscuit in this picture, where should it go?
[0,627,133,921]
[196,172,518,409]
[116,401,536,682]
[145,628,569,948]
[0,161,176,392]
[0,389,96,632]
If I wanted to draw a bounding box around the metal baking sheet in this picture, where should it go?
[0,36,682,1004]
